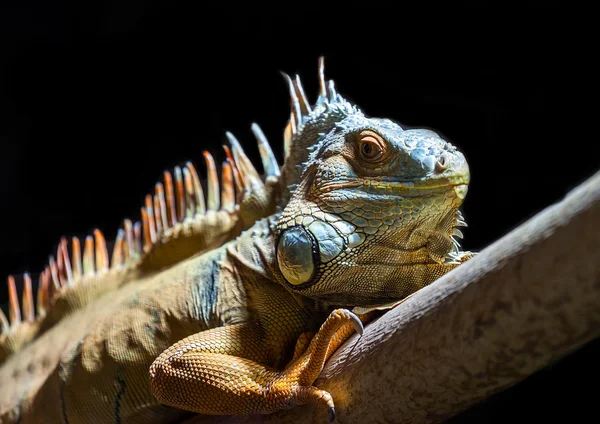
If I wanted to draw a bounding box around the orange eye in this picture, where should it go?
[358,131,386,162]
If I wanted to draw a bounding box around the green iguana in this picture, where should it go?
[0,59,473,423]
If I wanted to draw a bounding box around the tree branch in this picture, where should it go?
[188,170,600,423]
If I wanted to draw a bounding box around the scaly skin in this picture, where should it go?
[0,60,472,423]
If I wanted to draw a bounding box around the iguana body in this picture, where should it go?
[0,59,472,423]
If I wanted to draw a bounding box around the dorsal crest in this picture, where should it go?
[278,57,364,205]
[0,58,361,359]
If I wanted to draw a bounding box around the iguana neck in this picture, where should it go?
[225,215,330,315]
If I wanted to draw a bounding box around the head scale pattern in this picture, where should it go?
[274,61,471,306]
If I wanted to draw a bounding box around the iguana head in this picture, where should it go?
[274,59,470,307]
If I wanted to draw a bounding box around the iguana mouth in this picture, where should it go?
[351,180,470,200]
[325,176,468,192]
[368,166,470,189]
[369,179,469,191]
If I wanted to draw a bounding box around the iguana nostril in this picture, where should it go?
[436,153,450,172]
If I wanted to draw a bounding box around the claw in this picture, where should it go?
[328,406,336,423]
[347,310,364,336]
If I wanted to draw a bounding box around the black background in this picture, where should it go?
[1,3,598,422]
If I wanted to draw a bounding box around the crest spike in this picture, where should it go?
[56,242,67,287]
[94,229,109,272]
[71,237,82,281]
[182,167,196,218]
[43,266,55,299]
[281,71,302,129]
[82,236,95,278]
[7,275,21,327]
[283,121,293,159]
[327,80,337,102]
[111,229,125,269]
[141,208,152,252]
[203,151,220,212]
[225,132,263,189]
[220,161,235,212]
[155,183,169,232]
[36,270,50,318]
[133,221,143,255]
[0,306,8,334]
[163,171,177,228]
[60,238,73,286]
[174,166,185,223]
[23,273,34,322]
[145,195,157,243]
[293,75,311,115]
[153,193,163,236]
[251,123,280,178]
[123,220,135,260]
[317,56,327,103]
[49,256,61,289]
[223,145,245,198]
[185,162,206,214]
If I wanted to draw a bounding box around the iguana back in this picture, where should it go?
[0,59,473,423]
[0,94,282,422]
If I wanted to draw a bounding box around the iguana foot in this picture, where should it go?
[149,309,363,421]
[267,308,363,421]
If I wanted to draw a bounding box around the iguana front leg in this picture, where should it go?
[149,309,363,421]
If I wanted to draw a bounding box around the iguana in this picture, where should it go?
[0,58,472,423]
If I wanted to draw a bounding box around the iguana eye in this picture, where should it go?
[358,130,386,162]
